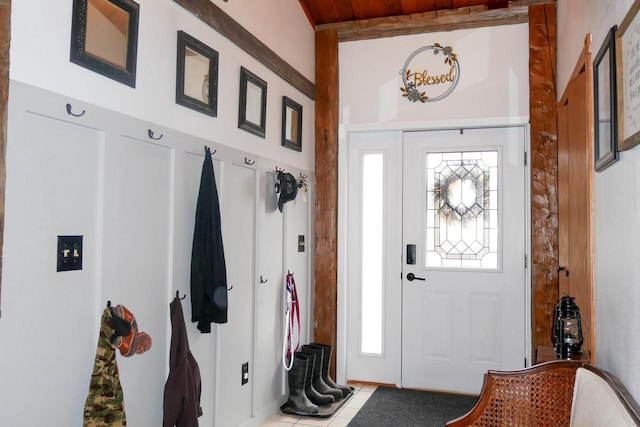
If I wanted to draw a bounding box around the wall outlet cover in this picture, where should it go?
[241,362,249,385]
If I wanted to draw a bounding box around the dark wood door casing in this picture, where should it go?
[313,27,339,376]
[0,0,10,318]
[529,3,559,358]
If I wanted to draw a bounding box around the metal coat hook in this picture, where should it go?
[205,145,217,156]
[298,173,309,191]
[259,276,268,284]
[175,290,187,300]
[107,300,112,308]
[148,129,163,140]
[275,167,286,193]
[244,157,255,166]
[227,285,234,291]
[66,103,86,117]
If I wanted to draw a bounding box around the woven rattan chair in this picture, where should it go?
[447,360,584,427]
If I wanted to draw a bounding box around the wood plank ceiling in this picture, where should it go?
[299,0,510,27]
[298,0,555,41]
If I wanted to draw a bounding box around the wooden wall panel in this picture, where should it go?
[313,28,339,375]
[0,0,10,317]
[529,3,558,355]
[558,37,595,359]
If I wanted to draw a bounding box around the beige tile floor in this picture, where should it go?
[262,383,377,427]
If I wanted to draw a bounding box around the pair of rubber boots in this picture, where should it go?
[286,343,352,415]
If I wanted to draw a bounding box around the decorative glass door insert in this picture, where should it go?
[425,150,499,269]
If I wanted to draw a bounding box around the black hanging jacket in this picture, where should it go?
[190,146,228,332]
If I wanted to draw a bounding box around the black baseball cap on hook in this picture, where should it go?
[277,171,298,212]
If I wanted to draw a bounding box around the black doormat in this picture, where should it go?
[347,386,478,427]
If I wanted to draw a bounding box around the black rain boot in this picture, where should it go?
[301,345,343,400]
[296,352,335,405]
[310,343,353,397]
[286,353,318,415]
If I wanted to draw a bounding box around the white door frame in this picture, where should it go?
[336,118,532,387]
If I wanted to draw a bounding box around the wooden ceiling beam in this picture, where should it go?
[174,0,315,100]
[316,0,553,42]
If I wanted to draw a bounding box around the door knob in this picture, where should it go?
[406,272,425,281]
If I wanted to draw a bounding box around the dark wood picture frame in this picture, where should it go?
[594,26,618,172]
[176,31,219,117]
[616,0,640,151]
[281,96,302,152]
[238,67,267,138]
[70,0,139,88]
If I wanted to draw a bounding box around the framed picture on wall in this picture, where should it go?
[593,25,618,172]
[70,0,140,88]
[615,0,640,151]
[176,31,219,117]
[238,67,267,138]
[281,96,302,152]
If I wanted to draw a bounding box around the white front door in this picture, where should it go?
[401,127,526,394]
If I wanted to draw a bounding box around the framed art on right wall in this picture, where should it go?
[594,25,618,171]
[616,0,640,151]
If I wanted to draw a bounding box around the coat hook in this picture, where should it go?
[176,290,187,300]
[259,275,268,284]
[107,300,112,308]
[275,166,285,173]
[148,129,164,140]
[244,157,255,166]
[205,145,217,156]
[227,285,234,291]
[298,173,309,190]
[66,103,86,117]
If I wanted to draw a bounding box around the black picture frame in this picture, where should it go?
[281,96,302,152]
[176,31,219,117]
[593,25,618,172]
[70,0,139,88]
[238,67,267,138]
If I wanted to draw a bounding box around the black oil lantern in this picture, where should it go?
[552,295,584,357]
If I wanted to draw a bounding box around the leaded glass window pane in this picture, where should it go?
[425,150,499,269]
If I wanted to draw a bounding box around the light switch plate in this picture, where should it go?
[57,235,83,272]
